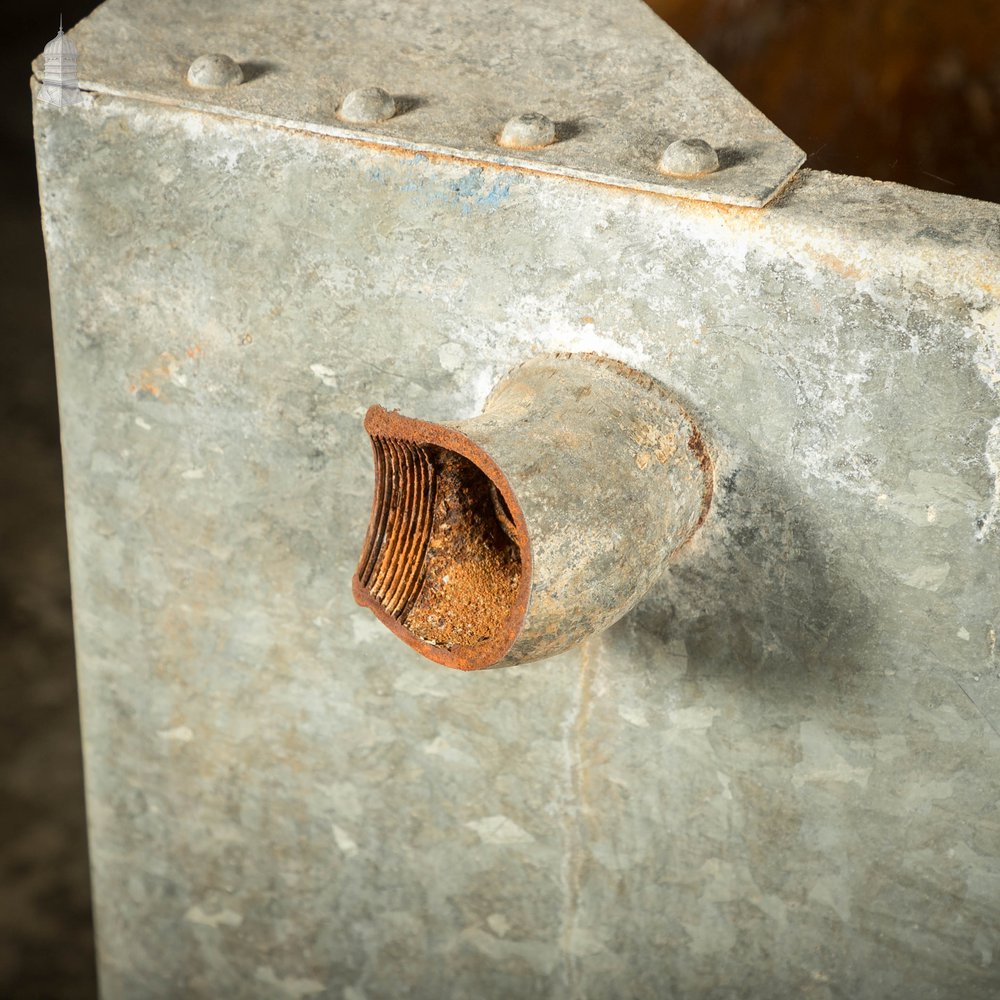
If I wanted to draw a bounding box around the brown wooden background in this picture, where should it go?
[649,0,1000,202]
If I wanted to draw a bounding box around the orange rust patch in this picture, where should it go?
[403,449,521,648]
[128,352,178,397]
[353,406,532,670]
[128,346,204,397]
[808,248,863,280]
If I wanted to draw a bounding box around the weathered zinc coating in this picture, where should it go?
[33,1,1000,998]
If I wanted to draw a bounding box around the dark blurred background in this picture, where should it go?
[2,2,998,997]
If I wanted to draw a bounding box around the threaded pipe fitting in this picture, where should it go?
[353,353,713,669]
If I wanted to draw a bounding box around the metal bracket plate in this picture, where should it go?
[34,0,806,208]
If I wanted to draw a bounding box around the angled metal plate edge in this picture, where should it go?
[31,0,806,208]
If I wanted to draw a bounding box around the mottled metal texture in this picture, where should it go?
[30,0,805,207]
[354,354,711,669]
[32,4,1000,999]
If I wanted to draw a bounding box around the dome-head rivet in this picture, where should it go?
[337,87,397,124]
[658,138,720,178]
[186,54,244,89]
[497,112,556,150]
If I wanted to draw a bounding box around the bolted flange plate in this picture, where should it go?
[34,0,805,208]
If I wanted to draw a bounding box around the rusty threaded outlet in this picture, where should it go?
[353,352,713,670]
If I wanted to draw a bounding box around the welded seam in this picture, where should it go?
[559,639,596,998]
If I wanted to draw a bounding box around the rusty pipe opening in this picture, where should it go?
[354,427,528,668]
[353,353,713,670]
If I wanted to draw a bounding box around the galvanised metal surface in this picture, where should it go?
[33,2,1000,998]
[30,0,805,207]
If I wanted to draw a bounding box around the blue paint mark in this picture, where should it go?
[452,170,484,199]
[476,180,511,209]
[393,164,518,214]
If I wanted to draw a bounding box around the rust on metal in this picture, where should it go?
[353,353,714,670]
[353,408,532,671]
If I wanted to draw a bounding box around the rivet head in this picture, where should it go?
[186,53,244,89]
[658,138,720,178]
[338,87,396,124]
[498,112,556,150]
